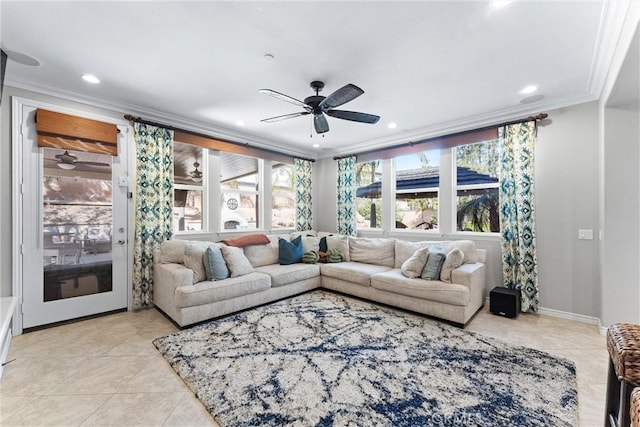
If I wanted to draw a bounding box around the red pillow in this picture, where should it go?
[221,234,270,248]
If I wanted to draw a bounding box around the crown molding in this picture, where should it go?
[326,93,598,159]
[587,0,631,98]
[5,79,317,160]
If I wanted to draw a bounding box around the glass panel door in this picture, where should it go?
[20,107,129,330]
[42,148,114,302]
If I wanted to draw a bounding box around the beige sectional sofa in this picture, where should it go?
[153,232,487,328]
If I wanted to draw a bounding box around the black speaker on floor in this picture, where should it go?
[490,287,521,318]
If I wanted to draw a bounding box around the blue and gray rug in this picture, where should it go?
[153,291,577,426]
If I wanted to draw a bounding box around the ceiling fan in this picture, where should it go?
[49,150,109,170]
[259,81,380,134]
[190,161,203,182]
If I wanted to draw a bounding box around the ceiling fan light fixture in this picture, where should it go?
[190,161,203,182]
[57,162,76,170]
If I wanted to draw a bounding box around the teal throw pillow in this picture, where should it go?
[421,247,447,280]
[279,235,303,265]
[205,245,230,281]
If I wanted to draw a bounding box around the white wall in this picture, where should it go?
[314,101,602,317]
[536,102,600,316]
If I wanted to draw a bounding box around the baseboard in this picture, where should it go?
[484,296,606,335]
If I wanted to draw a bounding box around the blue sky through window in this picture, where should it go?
[394,150,440,171]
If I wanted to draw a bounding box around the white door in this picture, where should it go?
[18,105,129,329]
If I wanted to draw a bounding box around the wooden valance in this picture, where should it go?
[36,109,119,156]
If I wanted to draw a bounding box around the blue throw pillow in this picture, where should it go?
[421,247,447,280]
[205,245,230,281]
[279,235,303,265]
[319,236,329,252]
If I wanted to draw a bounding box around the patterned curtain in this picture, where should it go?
[499,121,539,312]
[132,123,174,309]
[294,158,313,231]
[337,156,357,236]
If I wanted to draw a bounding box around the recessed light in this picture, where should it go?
[519,84,538,95]
[491,1,512,8]
[387,122,398,129]
[236,120,246,127]
[82,74,100,84]
[312,143,320,148]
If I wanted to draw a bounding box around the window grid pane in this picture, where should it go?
[355,160,383,229]
[393,151,440,231]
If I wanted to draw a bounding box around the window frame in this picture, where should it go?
[172,143,207,236]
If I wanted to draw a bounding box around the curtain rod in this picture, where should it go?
[332,113,548,161]
[124,114,315,163]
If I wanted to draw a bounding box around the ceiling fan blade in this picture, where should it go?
[319,84,364,110]
[259,89,311,110]
[314,114,329,134]
[77,161,110,167]
[325,109,381,124]
[261,111,310,123]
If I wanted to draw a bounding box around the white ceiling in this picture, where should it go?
[1,1,631,159]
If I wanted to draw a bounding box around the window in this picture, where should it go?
[173,142,205,233]
[355,160,382,229]
[272,163,295,229]
[455,140,500,232]
[220,152,261,230]
[393,150,440,231]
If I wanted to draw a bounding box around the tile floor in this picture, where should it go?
[0,300,607,426]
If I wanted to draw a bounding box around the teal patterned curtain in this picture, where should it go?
[294,158,313,231]
[133,123,174,309]
[499,121,539,312]
[337,156,357,236]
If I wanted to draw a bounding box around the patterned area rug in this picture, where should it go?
[153,291,577,426]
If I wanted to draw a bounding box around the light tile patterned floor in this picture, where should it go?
[0,301,607,426]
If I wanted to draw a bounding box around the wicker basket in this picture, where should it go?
[632,387,640,427]
[607,323,640,386]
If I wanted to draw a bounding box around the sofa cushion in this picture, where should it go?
[421,247,447,280]
[204,245,230,281]
[160,240,190,264]
[349,237,395,267]
[401,247,429,278]
[183,243,209,283]
[301,236,321,253]
[174,272,271,308]
[325,235,350,261]
[243,235,279,267]
[440,248,464,283]
[220,245,254,278]
[320,262,392,287]
[279,235,303,265]
[290,230,317,239]
[254,263,321,287]
[371,270,469,306]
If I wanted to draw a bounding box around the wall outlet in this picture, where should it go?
[578,229,593,240]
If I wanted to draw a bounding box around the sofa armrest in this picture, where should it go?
[155,263,194,291]
[451,262,486,290]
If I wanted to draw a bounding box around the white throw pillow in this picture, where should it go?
[301,236,321,253]
[221,245,254,278]
[401,247,429,278]
[440,248,465,283]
